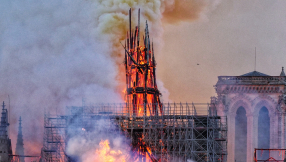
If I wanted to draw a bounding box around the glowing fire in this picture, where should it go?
[119,9,161,162]
[94,140,155,162]
[95,140,127,162]
[124,24,162,116]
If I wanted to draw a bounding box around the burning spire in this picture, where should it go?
[123,8,162,116]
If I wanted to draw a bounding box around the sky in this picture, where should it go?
[158,0,286,103]
[1,0,286,156]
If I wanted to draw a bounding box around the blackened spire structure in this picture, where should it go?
[16,116,25,162]
[123,8,162,116]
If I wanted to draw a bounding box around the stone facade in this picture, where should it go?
[0,138,12,162]
[214,70,286,162]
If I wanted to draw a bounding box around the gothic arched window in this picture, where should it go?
[235,106,247,162]
[257,107,270,160]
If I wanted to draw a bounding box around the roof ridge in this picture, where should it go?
[240,70,270,76]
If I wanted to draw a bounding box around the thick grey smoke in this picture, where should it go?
[66,119,132,162]
[65,117,199,162]
[0,0,123,155]
[0,0,220,156]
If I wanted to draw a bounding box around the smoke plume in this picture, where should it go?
[0,0,220,156]
[161,0,221,23]
[66,119,132,162]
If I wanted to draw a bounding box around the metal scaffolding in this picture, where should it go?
[40,114,68,162]
[10,155,40,162]
[40,103,227,162]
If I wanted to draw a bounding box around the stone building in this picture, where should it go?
[0,101,12,162]
[214,68,286,162]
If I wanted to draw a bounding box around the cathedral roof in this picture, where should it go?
[240,71,270,77]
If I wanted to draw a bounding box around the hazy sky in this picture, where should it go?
[1,0,286,156]
[158,0,286,103]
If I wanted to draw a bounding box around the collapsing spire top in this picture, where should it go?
[123,8,162,116]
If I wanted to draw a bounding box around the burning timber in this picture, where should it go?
[123,8,162,116]
[40,9,227,162]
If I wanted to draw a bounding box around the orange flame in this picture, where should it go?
[95,140,127,162]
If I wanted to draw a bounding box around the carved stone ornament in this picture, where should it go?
[252,94,277,106]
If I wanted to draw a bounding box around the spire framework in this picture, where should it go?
[123,8,162,116]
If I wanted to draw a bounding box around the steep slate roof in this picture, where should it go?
[240,71,270,77]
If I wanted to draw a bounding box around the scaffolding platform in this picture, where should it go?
[40,103,227,162]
